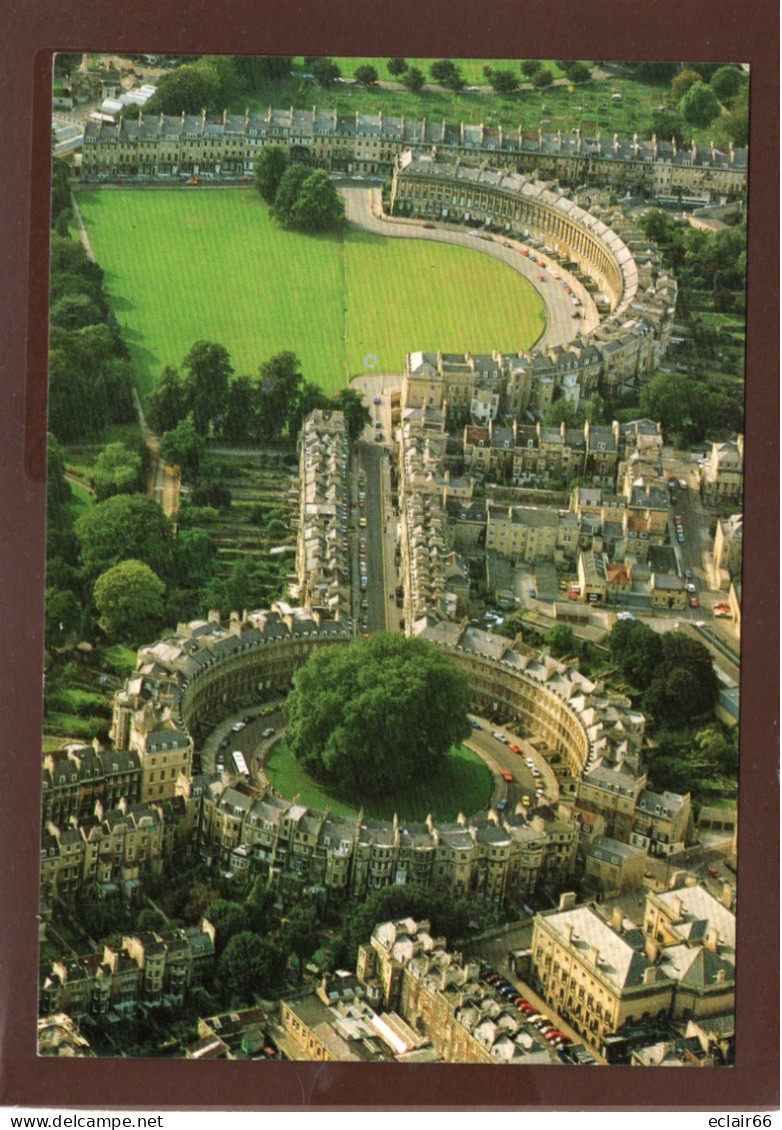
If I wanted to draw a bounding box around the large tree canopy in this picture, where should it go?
[181,341,233,436]
[608,619,665,690]
[75,493,173,578]
[92,442,143,501]
[93,559,165,640]
[253,145,289,205]
[679,81,720,129]
[284,633,472,800]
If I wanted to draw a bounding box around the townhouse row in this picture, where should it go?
[80,109,747,203]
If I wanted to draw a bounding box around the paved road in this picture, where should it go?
[467,719,560,809]
[341,187,599,355]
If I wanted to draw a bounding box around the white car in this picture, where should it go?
[493,732,509,743]
[231,721,246,733]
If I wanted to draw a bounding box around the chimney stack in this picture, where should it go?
[559,891,577,911]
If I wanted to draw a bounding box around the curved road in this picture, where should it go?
[341,186,599,355]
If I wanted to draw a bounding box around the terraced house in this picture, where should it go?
[81,110,747,203]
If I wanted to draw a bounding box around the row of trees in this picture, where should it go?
[147,341,369,445]
[48,236,136,444]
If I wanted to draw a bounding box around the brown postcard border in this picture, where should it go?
[0,0,778,1110]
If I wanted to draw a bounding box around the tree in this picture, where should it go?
[287,380,332,440]
[170,528,216,589]
[354,64,379,86]
[46,434,71,519]
[310,58,341,88]
[387,58,408,77]
[639,371,707,439]
[679,81,720,129]
[75,494,173,578]
[332,387,371,441]
[223,374,263,442]
[543,400,579,428]
[181,341,233,436]
[402,67,426,93]
[709,65,743,105]
[45,586,82,643]
[271,162,311,226]
[712,84,749,147]
[584,392,607,424]
[289,169,344,233]
[284,633,472,801]
[647,109,687,146]
[533,68,554,88]
[608,619,664,690]
[670,69,702,104]
[486,69,520,96]
[278,906,321,973]
[50,293,103,331]
[218,932,280,1001]
[92,442,143,501]
[203,899,252,955]
[144,61,222,115]
[521,60,542,79]
[256,351,305,439]
[93,559,165,640]
[159,415,206,478]
[546,624,575,658]
[146,365,187,434]
[566,62,592,84]
[430,59,464,91]
[253,146,289,205]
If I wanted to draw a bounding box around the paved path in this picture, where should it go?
[341,186,599,356]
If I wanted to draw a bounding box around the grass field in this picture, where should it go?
[77,189,546,399]
[265,741,493,823]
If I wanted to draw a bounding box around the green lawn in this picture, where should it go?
[265,741,493,823]
[76,189,545,399]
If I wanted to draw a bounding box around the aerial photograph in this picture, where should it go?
[40,53,747,1065]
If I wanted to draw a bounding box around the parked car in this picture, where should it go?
[501,770,514,783]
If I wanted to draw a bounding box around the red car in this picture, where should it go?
[509,743,522,754]
[501,769,514,783]
[689,595,700,608]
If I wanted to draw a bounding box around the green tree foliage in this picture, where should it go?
[608,619,664,690]
[47,239,135,443]
[543,399,579,428]
[256,351,305,439]
[485,68,520,95]
[354,64,379,86]
[289,169,344,233]
[521,60,542,79]
[332,387,371,441]
[709,65,743,105]
[712,84,748,147]
[181,341,233,436]
[93,559,165,640]
[45,586,82,643]
[387,58,408,77]
[647,108,687,146]
[639,372,707,440]
[92,442,143,501]
[145,60,223,115]
[253,146,289,205]
[330,883,498,969]
[159,414,206,478]
[285,633,472,801]
[50,293,103,331]
[546,624,575,658]
[402,67,426,93]
[533,68,554,88]
[670,69,702,104]
[271,165,344,234]
[430,59,464,91]
[287,381,332,440]
[679,81,720,129]
[278,906,321,972]
[310,58,341,88]
[232,55,292,89]
[46,434,72,520]
[218,932,281,1001]
[223,374,263,442]
[272,162,312,224]
[75,493,173,578]
[170,528,216,590]
[146,365,188,434]
[203,899,252,956]
[565,62,592,84]
[584,392,607,424]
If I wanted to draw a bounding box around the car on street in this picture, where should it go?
[501,770,514,783]
[373,395,381,404]
[509,742,522,754]
[261,727,275,739]
[231,721,246,732]
[493,731,509,743]
[522,794,531,806]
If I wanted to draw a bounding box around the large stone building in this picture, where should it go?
[80,110,747,204]
[530,883,735,1053]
